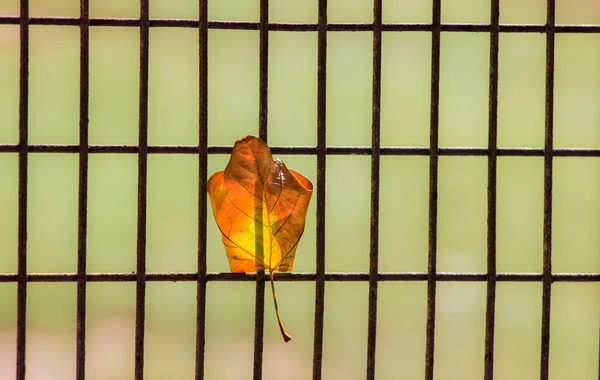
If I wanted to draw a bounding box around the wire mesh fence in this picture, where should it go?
[0,0,599,379]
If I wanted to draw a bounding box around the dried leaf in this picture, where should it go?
[208,135,313,342]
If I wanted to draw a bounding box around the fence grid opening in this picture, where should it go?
[0,0,599,380]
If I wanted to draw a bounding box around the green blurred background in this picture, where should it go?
[0,0,599,379]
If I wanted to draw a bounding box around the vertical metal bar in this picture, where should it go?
[311,0,327,378]
[16,0,29,379]
[425,0,441,379]
[540,0,555,379]
[258,0,269,142]
[76,0,90,379]
[366,0,382,379]
[483,1,500,379]
[194,0,209,379]
[134,0,150,379]
[253,1,269,379]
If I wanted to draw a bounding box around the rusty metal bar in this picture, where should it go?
[194,0,209,378]
[366,0,382,378]
[75,0,90,379]
[483,0,500,378]
[2,144,600,157]
[425,0,441,378]
[134,1,150,378]
[1,271,598,283]
[15,0,29,379]
[311,0,327,377]
[253,0,269,378]
[1,16,599,34]
[540,0,556,379]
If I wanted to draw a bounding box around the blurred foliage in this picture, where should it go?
[0,0,599,379]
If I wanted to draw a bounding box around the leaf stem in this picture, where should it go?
[269,270,292,342]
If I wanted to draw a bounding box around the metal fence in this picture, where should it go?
[0,0,599,379]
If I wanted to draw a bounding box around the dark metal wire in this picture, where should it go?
[311,0,327,378]
[253,1,269,378]
[2,144,600,156]
[134,1,150,379]
[0,16,599,33]
[75,0,90,379]
[425,0,441,378]
[194,1,209,379]
[540,1,556,379]
[366,0,382,379]
[16,0,29,379]
[483,1,500,379]
[1,271,598,283]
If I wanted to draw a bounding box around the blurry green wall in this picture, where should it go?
[0,0,599,379]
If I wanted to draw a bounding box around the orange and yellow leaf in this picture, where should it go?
[207,135,313,342]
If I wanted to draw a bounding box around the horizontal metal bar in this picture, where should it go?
[0,272,598,282]
[0,144,599,157]
[0,16,598,33]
